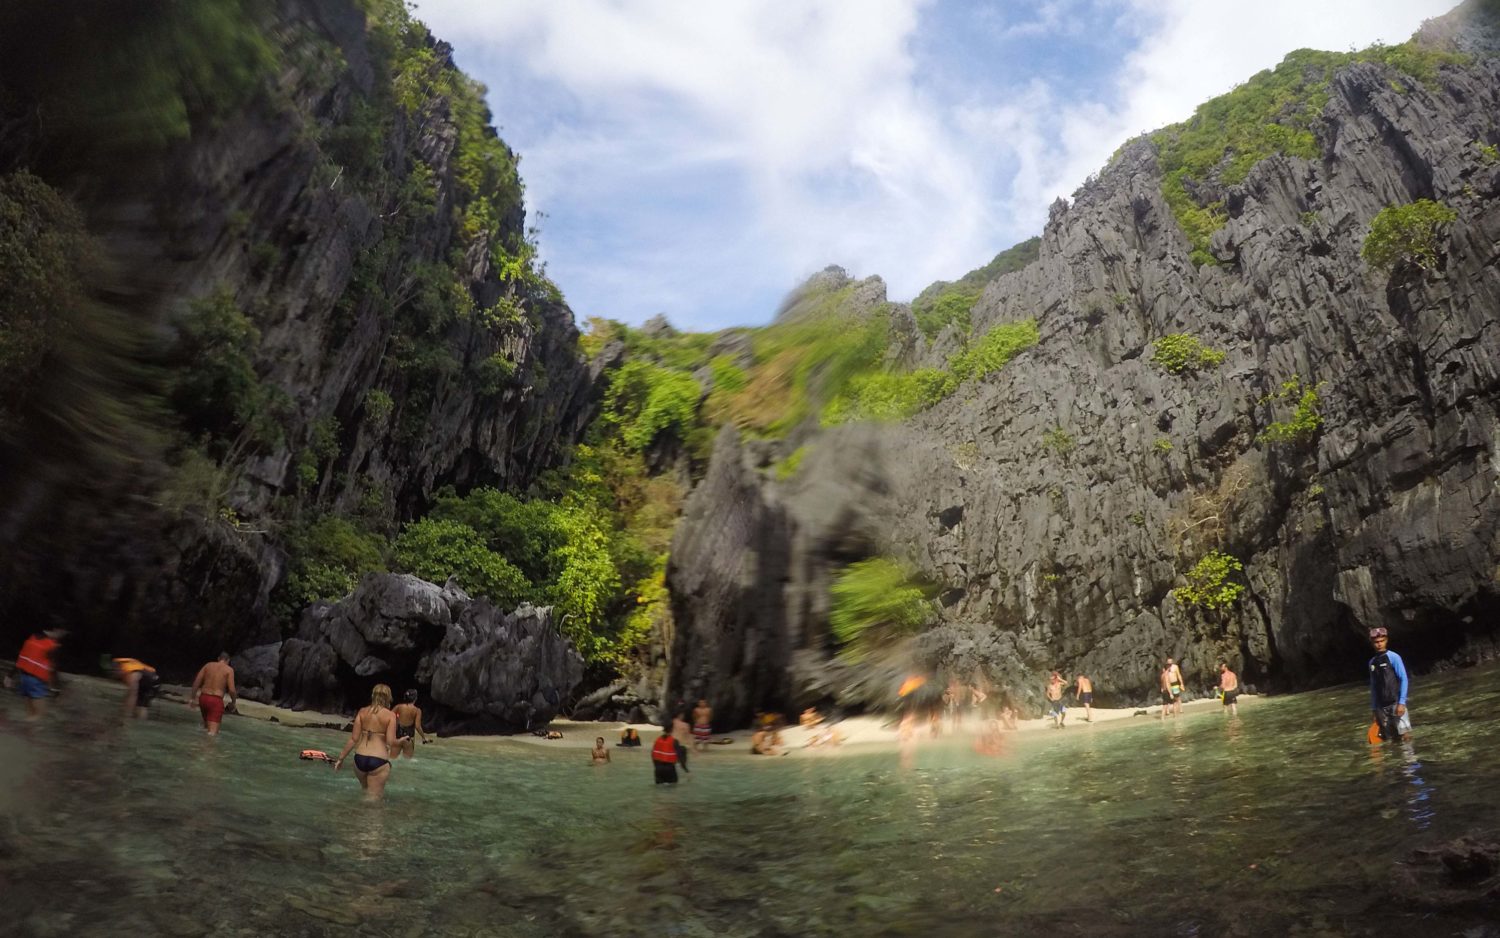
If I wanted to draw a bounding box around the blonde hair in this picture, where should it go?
[370,684,392,710]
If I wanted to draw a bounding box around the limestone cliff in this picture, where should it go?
[667,2,1500,723]
[0,0,597,673]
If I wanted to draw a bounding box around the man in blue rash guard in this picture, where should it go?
[1367,627,1411,742]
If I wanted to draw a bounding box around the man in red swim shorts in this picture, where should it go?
[188,652,237,736]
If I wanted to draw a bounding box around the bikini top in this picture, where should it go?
[361,706,391,737]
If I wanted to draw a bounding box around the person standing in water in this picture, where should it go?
[335,684,399,801]
[591,737,611,765]
[1163,657,1185,717]
[1217,663,1240,717]
[1367,628,1411,743]
[651,724,686,784]
[393,689,431,758]
[187,652,237,736]
[692,698,713,752]
[104,656,160,721]
[1073,673,1094,723]
[13,628,65,721]
[671,708,692,771]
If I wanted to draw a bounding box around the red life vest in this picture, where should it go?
[651,735,677,764]
[16,635,57,680]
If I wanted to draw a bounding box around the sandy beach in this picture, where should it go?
[33,669,1250,757]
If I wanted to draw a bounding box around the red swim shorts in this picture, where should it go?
[199,693,225,724]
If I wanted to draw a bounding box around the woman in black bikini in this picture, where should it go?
[393,689,430,759]
[335,684,398,801]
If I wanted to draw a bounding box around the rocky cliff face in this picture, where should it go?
[0,0,598,672]
[668,5,1500,721]
[273,573,584,732]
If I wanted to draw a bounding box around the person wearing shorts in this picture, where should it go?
[1218,663,1240,717]
[1045,671,1067,728]
[1074,674,1094,722]
[14,629,65,721]
[105,656,160,720]
[188,652,237,735]
[1367,628,1411,743]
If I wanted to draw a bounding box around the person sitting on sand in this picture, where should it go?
[999,701,1019,731]
[393,689,431,758]
[618,728,641,747]
[800,707,823,729]
[592,737,611,765]
[334,684,399,801]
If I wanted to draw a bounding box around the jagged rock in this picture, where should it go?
[228,642,281,703]
[668,5,1500,722]
[1397,832,1500,908]
[276,573,583,732]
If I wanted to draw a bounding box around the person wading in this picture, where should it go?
[335,684,399,801]
[651,724,686,784]
[1217,663,1240,717]
[1367,628,1411,743]
[187,652,237,736]
[105,656,160,721]
[13,628,65,721]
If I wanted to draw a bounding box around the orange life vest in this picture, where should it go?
[114,658,155,675]
[651,735,678,764]
[16,635,57,680]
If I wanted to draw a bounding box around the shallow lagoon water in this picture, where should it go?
[3,665,1500,937]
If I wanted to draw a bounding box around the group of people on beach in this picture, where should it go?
[10,624,1415,801]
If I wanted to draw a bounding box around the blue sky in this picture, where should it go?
[415,0,1455,332]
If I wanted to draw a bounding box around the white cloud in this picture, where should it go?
[414,0,1462,329]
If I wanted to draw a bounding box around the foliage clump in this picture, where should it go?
[1360,199,1458,272]
[1151,333,1227,375]
[910,238,1040,338]
[1258,377,1324,445]
[1149,43,1468,265]
[829,558,935,661]
[1173,549,1245,610]
[1041,427,1075,456]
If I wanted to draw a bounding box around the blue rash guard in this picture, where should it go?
[1368,649,1409,710]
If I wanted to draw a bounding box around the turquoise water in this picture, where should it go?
[4,665,1500,937]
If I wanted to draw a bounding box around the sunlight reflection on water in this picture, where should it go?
[3,665,1500,936]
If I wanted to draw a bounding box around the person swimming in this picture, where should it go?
[334,684,398,801]
[591,737,611,765]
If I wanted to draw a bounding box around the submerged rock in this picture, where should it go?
[1398,832,1500,908]
[275,573,584,732]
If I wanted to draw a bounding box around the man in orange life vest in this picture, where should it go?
[14,628,66,721]
[103,655,161,721]
[651,723,690,785]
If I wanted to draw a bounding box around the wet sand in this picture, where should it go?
[43,669,1252,757]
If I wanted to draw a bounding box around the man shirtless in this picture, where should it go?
[188,653,237,735]
[692,698,713,752]
[1074,674,1094,722]
[1217,663,1240,717]
[1163,657,1185,717]
[1045,671,1067,728]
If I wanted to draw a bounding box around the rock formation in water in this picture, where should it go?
[274,573,584,731]
[667,3,1500,723]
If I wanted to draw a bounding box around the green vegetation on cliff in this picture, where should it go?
[910,238,1040,338]
[1147,42,1468,264]
[1361,199,1459,271]
[830,558,936,661]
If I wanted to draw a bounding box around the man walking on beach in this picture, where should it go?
[1367,627,1411,743]
[1074,673,1094,723]
[1045,671,1067,728]
[13,628,65,721]
[1163,657,1185,717]
[188,652,237,736]
[1217,663,1240,717]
